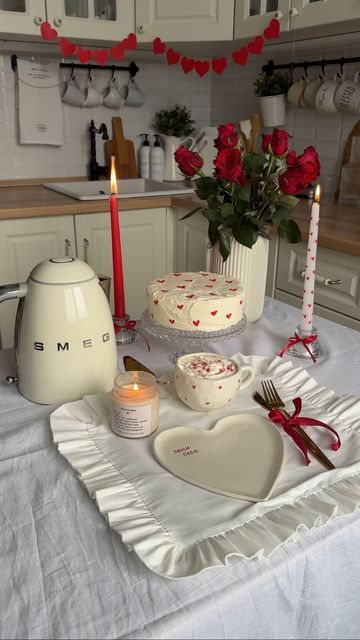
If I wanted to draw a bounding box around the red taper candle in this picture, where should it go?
[109,155,126,318]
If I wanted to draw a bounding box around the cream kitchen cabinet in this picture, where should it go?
[135,0,235,42]
[234,0,360,40]
[46,0,135,41]
[275,239,360,330]
[74,207,174,322]
[173,207,211,273]
[0,215,75,349]
[0,0,46,37]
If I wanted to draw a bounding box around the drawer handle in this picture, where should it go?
[64,238,71,256]
[83,238,90,263]
[300,270,342,286]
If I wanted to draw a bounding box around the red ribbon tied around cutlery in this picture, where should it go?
[268,397,341,466]
[114,320,150,351]
[279,332,318,363]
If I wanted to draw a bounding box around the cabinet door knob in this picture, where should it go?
[34,15,44,25]
[83,238,90,263]
[53,17,63,27]
[300,270,342,286]
[274,10,284,19]
[289,7,300,17]
[65,238,71,256]
[137,24,146,33]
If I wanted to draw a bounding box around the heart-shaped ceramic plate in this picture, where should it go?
[153,414,284,501]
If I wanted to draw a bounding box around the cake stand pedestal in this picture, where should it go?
[140,310,247,364]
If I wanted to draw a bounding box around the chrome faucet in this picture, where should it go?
[89,120,109,181]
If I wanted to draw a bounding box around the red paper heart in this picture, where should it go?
[124,32,137,50]
[93,49,108,65]
[40,21,57,40]
[60,38,76,56]
[211,57,227,75]
[153,37,166,55]
[110,43,125,60]
[264,18,280,40]
[181,56,195,74]
[195,60,210,77]
[248,35,264,55]
[232,47,248,66]
[167,48,180,65]
[76,47,92,64]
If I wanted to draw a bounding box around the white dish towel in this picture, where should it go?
[17,59,64,146]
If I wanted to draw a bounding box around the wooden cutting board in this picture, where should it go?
[105,116,137,179]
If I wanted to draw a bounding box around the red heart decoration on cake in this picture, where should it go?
[176,285,186,289]
[174,273,182,276]
[303,314,307,318]
[209,278,216,282]
[186,294,195,299]
[226,313,232,319]
[124,32,137,50]
[167,48,180,65]
[218,386,222,390]
[210,292,217,296]
[93,49,108,65]
[264,18,280,40]
[169,319,175,324]
[161,289,168,293]
[248,35,263,55]
[193,320,200,326]
[76,47,92,64]
[154,300,159,305]
[229,288,237,291]
[211,57,227,75]
[60,38,76,56]
[110,43,125,60]
[153,37,166,55]
[157,279,165,283]
[177,304,184,309]
[181,56,195,74]
[40,21,58,40]
[211,311,218,316]
[192,385,196,389]
[195,60,210,77]
[307,304,312,307]
[232,47,248,66]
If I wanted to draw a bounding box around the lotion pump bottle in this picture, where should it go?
[150,134,164,182]
[139,133,150,179]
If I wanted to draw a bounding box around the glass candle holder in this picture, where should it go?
[111,371,159,439]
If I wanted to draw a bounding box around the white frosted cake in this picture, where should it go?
[146,271,244,332]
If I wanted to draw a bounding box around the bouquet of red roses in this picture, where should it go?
[174,124,320,261]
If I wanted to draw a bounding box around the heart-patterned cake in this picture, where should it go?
[153,414,284,501]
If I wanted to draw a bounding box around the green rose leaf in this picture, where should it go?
[195,176,219,200]
[275,194,299,210]
[272,206,291,225]
[232,218,255,248]
[219,231,231,262]
[208,221,220,246]
[220,202,234,218]
[243,153,265,178]
[236,184,251,202]
[203,208,221,222]
[278,219,302,243]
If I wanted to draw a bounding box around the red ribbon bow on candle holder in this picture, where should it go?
[268,397,341,466]
[114,320,150,352]
[279,332,318,363]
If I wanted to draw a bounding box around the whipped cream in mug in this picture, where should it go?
[177,354,237,379]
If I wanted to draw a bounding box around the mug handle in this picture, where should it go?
[354,71,360,83]
[237,364,255,389]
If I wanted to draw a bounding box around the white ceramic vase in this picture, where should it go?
[211,235,269,323]
[161,135,183,181]
[259,94,286,127]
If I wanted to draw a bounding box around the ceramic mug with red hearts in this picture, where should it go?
[174,352,255,412]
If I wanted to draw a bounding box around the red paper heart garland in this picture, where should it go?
[38,18,280,76]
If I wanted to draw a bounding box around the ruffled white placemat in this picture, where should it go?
[50,354,360,579]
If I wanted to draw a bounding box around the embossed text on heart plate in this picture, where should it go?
[153,414,284,502]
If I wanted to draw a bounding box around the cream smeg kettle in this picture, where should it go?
[0,257,118,404]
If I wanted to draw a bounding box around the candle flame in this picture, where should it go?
[315,184,321,202]
[110,155,117,195]
[133,382,139,391]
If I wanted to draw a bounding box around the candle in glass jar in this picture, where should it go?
[111,371,159,439]
[300,185,320,332]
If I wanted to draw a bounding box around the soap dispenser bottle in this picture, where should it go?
[150,134,164,182]
[140,134,150,179]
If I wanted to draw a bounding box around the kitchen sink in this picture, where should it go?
[43,179,195,200]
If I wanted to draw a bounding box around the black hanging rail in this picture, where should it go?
[262,56,360,77]
[11,54,139,77]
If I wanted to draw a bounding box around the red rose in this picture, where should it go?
[214,123,239,150]
[270,128,290,156]
[279,165,307,195]
[174,145,203,177]
[296,146,321,183]
[214,148,245,184]
[286,150,297,166]
[262,134,272,153]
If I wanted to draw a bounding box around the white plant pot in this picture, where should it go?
[259,94,286,127]
[161,135,183,181]
[211,235,269,323]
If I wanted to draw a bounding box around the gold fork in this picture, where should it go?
[257,380,335,470]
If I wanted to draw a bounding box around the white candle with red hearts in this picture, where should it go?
[300,185,320,332]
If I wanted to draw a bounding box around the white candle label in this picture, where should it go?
[112,403,152,438]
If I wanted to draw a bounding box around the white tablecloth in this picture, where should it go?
[1,298,360,640]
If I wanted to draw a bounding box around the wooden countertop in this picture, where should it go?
[0,183,359,257]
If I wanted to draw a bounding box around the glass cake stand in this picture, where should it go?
[140,310,247,363]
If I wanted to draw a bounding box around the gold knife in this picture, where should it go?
[123,356,172,384]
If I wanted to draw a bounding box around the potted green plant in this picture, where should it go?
[154,104,196,181]
[254,72,290,127]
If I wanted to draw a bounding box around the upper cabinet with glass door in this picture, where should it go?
[45,0,135,41]
[289,0,360,29]
[234,0,290,39]
[0,0,46,36]
[135,0,235,42]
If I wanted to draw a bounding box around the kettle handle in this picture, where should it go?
[0,282,27,303]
